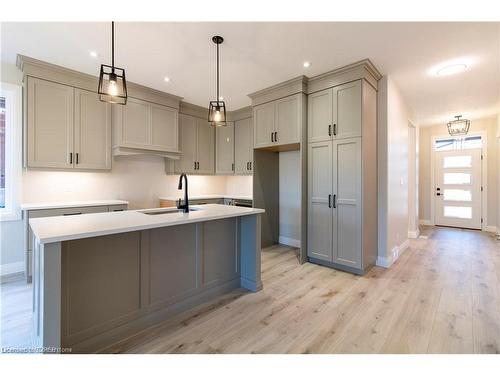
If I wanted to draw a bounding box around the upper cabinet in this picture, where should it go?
[27,77,111,170]
[215,121,235,174]
[234,117,253,175]
[253,93,303,149]
[172,114,214,175]
[113,97,179,154]
[308,80,362,143]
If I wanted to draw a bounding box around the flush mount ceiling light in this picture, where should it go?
[98,21,128,105]
[429,57,475,77]
[208,35,227,127]
[447,115,470,136]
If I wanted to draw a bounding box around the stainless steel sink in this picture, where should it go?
[139,208,199,215]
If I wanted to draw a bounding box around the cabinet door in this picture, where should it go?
[234,118,252,175]
[151,103,178,151]
[117,97,151,148]
[27,77,74,168]
[174,114,197,173]
[307,141,333,262]
[253,102,275,148]
[332,80,362,139]
[196,118,215,174]
[74,89,111,170]
[275,94,300,145]
[308,88,333,143]
[332,138,362,269]
[216,121,234,174]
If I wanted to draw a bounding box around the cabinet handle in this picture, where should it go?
[250,161,252,170]
[69,152,73,164]
[271,132,274,142]
[246,162,249,170]
[274,131,278,142]
[328,194,332,208]
[232,163,234,171]
[333,194,337,208]
[76,153,79,164]
[328,124,332,137]
[197,162,199,170]
[63,212,82,216]
[333,124,337,136]
[194,161,196,170]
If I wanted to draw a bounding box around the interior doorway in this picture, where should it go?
[433,135,483,230]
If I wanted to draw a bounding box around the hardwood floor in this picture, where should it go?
[1,226,499,353]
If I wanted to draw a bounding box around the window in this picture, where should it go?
[0,82,22,221]
[435,135,482,151]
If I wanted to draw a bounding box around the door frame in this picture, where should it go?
[430,130,487,230]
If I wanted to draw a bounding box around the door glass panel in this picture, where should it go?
[435,136,482,151]
[443,172,471,185]
[443,155,472,168]
[443,189,472,202]
[444,206,472,219]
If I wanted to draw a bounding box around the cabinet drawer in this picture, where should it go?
[108,204,128,212]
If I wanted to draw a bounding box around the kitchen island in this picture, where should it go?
[29,204,264,353]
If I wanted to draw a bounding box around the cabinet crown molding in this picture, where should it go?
[16,54,183,109]
[248,75,308,107]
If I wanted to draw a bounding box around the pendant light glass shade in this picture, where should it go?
[208,36,227,127]
[447,115,470,136]
[98,22,128,105]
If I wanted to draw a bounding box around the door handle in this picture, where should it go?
[333,194,337,208]
[328,194,332,208]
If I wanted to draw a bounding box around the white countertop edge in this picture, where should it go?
[31,206,264,244]
[21,200,129,211]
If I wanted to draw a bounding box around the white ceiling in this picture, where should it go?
[1,22,498,125]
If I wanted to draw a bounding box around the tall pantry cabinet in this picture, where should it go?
[307,62,380,275]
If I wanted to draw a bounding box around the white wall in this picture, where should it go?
[377,76,415,267]
[278,151,301,247]
[418,116,498,229]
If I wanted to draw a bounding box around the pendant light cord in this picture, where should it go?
[111,21,115,71]
[216,41,219,101]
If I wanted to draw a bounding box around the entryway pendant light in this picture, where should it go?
[98,21,128,105]
[447,115,470,136]
[208,35,227,127]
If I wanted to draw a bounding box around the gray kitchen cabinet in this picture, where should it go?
[113,97,179,153]
[23,202,128,282]
[27,77,74,168]
[74,89,112,170]
[27,78,111,170]
[307,79,377,274]
[173,114,214,175]
[234,117,253,174]
[216,121,235,174]
[253,93,302,149]
[308,80,362,143]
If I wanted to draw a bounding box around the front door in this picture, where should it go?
[434,148,482,229]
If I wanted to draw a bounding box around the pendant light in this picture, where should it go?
[98,21,128,105]
[208,35,227,127]
[447,115,470,136]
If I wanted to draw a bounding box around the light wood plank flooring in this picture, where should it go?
[1,226,499,353]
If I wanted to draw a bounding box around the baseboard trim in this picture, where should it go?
[0,261,24,277]
[484,226,497,233]
[419,219,432,226]
[278,236,300,248]
[376,239,410,269]
[408,229,420,239]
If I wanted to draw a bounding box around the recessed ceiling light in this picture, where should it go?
[303,61,311,68]
[89,51,98,58]
[436,64,467,76]
[163,76,171,82]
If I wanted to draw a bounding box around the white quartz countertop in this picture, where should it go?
[159,194,252,201]
[21,200,129,211]
[29,204,264,244]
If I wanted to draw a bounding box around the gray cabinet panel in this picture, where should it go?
[196,118,215,174]
[332,138,362,268]
[308,88,332,143]
[120,98,151,146]
[74,89,111,170]
[234,117,252,175]
[27,77,74,168]
[253,101,275,148]
[333,81,362,140]
[275,95,299,145]
[216,121,235,174]
[307,141,333,261]
[175,114,197,173]
[151,103,178,151]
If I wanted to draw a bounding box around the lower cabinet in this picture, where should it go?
[307,138,367,273]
